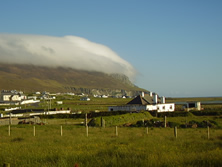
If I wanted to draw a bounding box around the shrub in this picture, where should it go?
[157,111,192,117]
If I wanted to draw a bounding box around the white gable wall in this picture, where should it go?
[2,95,11,101]
[146,103,175,112]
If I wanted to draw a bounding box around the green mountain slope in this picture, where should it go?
[0,63,146,95]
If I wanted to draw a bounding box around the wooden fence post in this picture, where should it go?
[86,125,88,137]
[115,126,118,136]
[142,119,144,126]
[164,116,167,128]
[60,125,63,136]
[8,125,10,136]
[146,127,149,135]
[33,126,36,137]
[174,126,177,139]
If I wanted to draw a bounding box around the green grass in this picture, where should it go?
[1,96,222,166]
[0,125,222,167]
[10,95,132,113]
[41,118,85,125]
[89,112,153,126]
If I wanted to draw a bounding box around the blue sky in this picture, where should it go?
[0,0,222,97]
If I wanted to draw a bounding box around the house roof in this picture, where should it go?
[127,94,161,105]
[127,95,152,105]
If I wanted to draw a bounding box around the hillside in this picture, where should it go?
[0,63,146,95]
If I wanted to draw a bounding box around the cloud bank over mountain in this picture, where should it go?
[0,34,136,80]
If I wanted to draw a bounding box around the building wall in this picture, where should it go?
[144,103,175,112]
[3,95,11,101]
[108,105,147,112]
[11,95,21,101]
[155,103,175,112]
[109,103,175,112]
[183,102,201,111]
[2,94,22,101]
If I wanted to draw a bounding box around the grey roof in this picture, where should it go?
[127,95,160,105]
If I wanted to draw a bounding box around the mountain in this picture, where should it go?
[0,63,147,96]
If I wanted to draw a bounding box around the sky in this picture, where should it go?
[0,0,221,97]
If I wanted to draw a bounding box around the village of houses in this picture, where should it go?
[0,89,202,125]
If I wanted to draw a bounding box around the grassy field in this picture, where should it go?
[1,96,222,166]
[0,125,222,167]
[2,95,222,113]
[21,95,132,113]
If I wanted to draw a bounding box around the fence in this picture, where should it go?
[1,124,212,140]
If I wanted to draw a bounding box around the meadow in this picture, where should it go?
[0,124,222,167]
[1,96,222,166]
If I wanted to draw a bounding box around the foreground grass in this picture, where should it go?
[0,125,222,167]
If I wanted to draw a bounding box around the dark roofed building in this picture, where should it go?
[108,93,175,112]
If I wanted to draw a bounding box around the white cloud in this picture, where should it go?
[0,34,136,80]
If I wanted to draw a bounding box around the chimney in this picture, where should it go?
[141,92,144,97]
[149,92,152,97]
[153,94,158,104]
[161,96,165,104]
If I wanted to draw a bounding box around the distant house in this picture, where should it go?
[102,95,108,98]
[108,92,175,112]
[0,90,26,102]
[80,97,90,101]
[27,96,37,100]
[0,90,41,105]
[56,101,63,105]
[175,101,202,111]
[42,91,50,95]
[20,99,40,105]
[66,92,75,96]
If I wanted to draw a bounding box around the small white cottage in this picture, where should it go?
[108,92,175,112]
[80,97,91,101]
[0,90,26,102]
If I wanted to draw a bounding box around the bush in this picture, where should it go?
[157,111,192,117]
[183,120,219,128]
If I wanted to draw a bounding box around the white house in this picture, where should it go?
[27,96,37,100]
[56,101,63,105]
[80,97,90,101]
[102,95,108,98]
[108,93,175,112]
[175,101,201,111]
[0,90,26,102]
[20,99,40,105]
